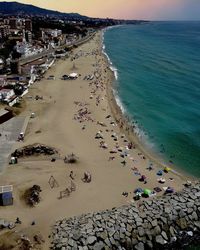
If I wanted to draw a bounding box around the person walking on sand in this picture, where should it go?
[69,171,75,180]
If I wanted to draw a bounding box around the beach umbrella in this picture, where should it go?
[154,187,162,193]
[139,175,147,182]
[166,187,174,193]
[118,147,123,151]
[134,188,143,194]
[143,189,151,196]
[158,178,166,184]
[157,170,163,176]
[164,167,171,173]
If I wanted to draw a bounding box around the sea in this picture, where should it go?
[103,21,200,178]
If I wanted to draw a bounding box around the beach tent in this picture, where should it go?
[69,73,78,79]
[143,189,151,197]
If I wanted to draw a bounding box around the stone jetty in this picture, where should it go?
[11,143,58,158]
[51,183,200,249]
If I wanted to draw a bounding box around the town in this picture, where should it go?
[0,13,143,109]
[0,16,94,108]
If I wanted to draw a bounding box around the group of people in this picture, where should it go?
[69,170,91,183]
[70,43,177,201]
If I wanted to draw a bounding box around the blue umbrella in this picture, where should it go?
[157,170,163,176]
[134,188,143,194]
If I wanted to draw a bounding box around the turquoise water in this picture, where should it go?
[103,22,200,177]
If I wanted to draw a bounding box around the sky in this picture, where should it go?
[2,0,200,20]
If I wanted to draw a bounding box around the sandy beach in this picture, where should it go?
[0,31,190,249]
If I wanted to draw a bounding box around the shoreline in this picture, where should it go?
[0,29,194,249]
[101,28,196,181]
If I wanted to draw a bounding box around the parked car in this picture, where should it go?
[47,75,55,80]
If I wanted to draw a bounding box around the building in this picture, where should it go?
[0,58,4,70]
[25,19,32,32]
[0,89,15,102]
[0,185,13,206]
[40,28,62,39]
[0,109,13,124]
[0,25,10,39]
[0,88,19,106]
[10,59,20,74]
[0,75,7,87]
[25,31,32,43]
[9,18,17,29]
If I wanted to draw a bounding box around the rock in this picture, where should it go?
[164,207,171,214]
[187,231,193,237]
[99,231,107,240]
[160,217,167,225]
[113,232,120,241]
[187,208,193,214]
[154,225,161,235]
[179,210,186,218]
[135,242,144,250]
[104,238,111,247]
[176,218,187,229]
[146,240,153,249]
[151,219,158,227]
[138,227,145,237]
[169,226,176,237]
[194,221,200,229]
[93,241,104,250]
[195,192,200,197]
[87,236,96,245]
[161,231,168,241]
[187,202,194,208]
[127,224,132,232]
[109,237,116,246]
[155,235,166,245]
[191,211,198,221]
[51,183,200,250]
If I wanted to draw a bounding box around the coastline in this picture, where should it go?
[101,27,196,181]
[0,29,193,249]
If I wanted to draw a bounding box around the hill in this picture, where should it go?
[0,1,88,20]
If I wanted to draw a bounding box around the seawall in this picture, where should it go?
[51,183,200,249]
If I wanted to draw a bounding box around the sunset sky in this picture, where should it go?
[2,0,200,20]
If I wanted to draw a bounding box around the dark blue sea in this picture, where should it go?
[103,22,200,177]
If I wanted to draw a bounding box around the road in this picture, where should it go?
[19,32,95,66]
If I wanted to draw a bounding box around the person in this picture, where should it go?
[16,217,21,224]
[121,160,126,166]
[69,171,75,180]
[82,172,91,183]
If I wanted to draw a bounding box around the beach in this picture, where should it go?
[0,31,190,249]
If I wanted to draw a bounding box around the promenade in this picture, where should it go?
[19,32,95,66]
[0,116,27,171]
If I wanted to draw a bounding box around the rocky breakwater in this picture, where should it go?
[11,143,58,158]
[51,183,200,250]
